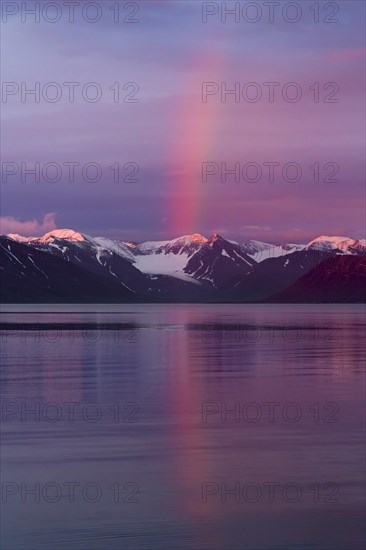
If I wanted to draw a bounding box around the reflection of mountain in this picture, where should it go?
[1,230,365,303]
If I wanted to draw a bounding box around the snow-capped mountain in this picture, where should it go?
[7,230,149,294]
[133,233,207,255]
[0,235,139,303]
[1,230,209,301]
[240,240,305,262]
[8,229,86,244]
[307,235,366,255]
[2,229,365,302]
[129,234,208,281]
[93,237,137,263]
[184,233,256,288]
[240,236,366,261]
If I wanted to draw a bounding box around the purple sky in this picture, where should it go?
[1,0,365,243]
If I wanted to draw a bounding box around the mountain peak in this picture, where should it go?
[7,229,85,244]
[40,229,85,243]
[7,233,33,243]
[308,235,351,246]
[186,233,208,243]
[208,233,223,244]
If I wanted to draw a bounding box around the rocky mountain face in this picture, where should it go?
[1,229,365,303]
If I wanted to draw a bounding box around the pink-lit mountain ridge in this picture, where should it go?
[1,230,365,302]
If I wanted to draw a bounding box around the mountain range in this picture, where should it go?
[1,230,365,303]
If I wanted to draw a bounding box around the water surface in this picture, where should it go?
[1,304,365,549]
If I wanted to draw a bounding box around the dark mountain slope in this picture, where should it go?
[219,250,333,302]
[269,255,366,303]
[0,237,139,303]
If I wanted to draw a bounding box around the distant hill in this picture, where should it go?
[268,256,366,303]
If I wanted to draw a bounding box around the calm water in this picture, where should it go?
[0,304,365,550]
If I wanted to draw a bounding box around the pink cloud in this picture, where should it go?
[0,213,57,236]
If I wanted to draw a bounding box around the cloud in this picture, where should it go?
[0,212,57,236]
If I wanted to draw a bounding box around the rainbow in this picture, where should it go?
[170,46,226,235]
